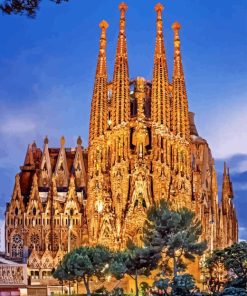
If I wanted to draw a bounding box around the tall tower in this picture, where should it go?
[171,22,190,140]
[89,20,109,144]
[169,22,192,207]
[151,3,170,128]
[111,2,129,127]
[106,2,131,248]
[218,163,238,247]
[87,20,110,245]
[151,3,172,203]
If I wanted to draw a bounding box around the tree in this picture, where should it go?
[152,274,202,296]
[52,260,74,294]
[206,242,247,290]
[152,278,170,296]
[171,274,197,296]
[223,242,247,289]
[110,241,160,296]
[219,287,247,296]
[0,0,68,17]
[205,249,227,293]
[52,245,112,296]
[143,200,207,277]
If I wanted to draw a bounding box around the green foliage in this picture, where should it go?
[144,200,207,277]
[223,242,247,288]
[152,278,170,296]
[152,274,203,296]
[109,287,125,296]
[110,241,160,296]
[53,245,112,296]
[206,242,247,290]
[219,287,247,296]
[171,274,196,296]
[0,0,68,17]
[139,282,151,296]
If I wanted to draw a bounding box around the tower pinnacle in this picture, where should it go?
[171,21,190,139]
[89,20,109,144]
[151,2,169,127]
[99,20,109,30]
[99,20,109,50]
[154,3,164,12]
[119,3,127,33]
[112,3,129,126]
[172,21,181,31]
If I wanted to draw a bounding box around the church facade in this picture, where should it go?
[5,3,238,283]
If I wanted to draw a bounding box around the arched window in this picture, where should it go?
[11,234,23,258]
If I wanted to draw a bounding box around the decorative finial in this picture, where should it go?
[118,2,127,32]
[44,136,49,145]
[77,136,82,146]
[99,20,108,51]
[60,136,65,147]
[119,2,128,12]
[154,3,164,12]
[172,21,181,31]
[99,20,109,30]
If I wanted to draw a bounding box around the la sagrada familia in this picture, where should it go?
[5,3,238,283]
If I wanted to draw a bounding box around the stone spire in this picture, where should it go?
[111,3,130,126]
[222,162,233,214]
[171,22,190,140]
[89,20,109,144]
[151,3,170,128]
[24,143,35,167]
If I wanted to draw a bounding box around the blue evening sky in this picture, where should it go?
[0,0,246,240]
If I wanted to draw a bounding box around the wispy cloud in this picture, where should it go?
[0,117,36,134]
[195,93,247,160]
[0,81,91,211]
[215,154,247,175]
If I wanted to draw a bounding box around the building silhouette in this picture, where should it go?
[4,2,238,284]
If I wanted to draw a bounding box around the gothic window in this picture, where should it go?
[30,233,40,249]
[33,207,37,216]
[42,270,52,279]
[47,232,59,252]
[15,207,18,216]
[11,234,23,258]
[31,270,39,279]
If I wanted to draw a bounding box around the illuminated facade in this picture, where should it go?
[5,2,238,282]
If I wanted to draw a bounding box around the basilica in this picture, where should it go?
[4,2,238,284]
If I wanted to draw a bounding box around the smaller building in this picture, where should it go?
[0,257,27,296]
